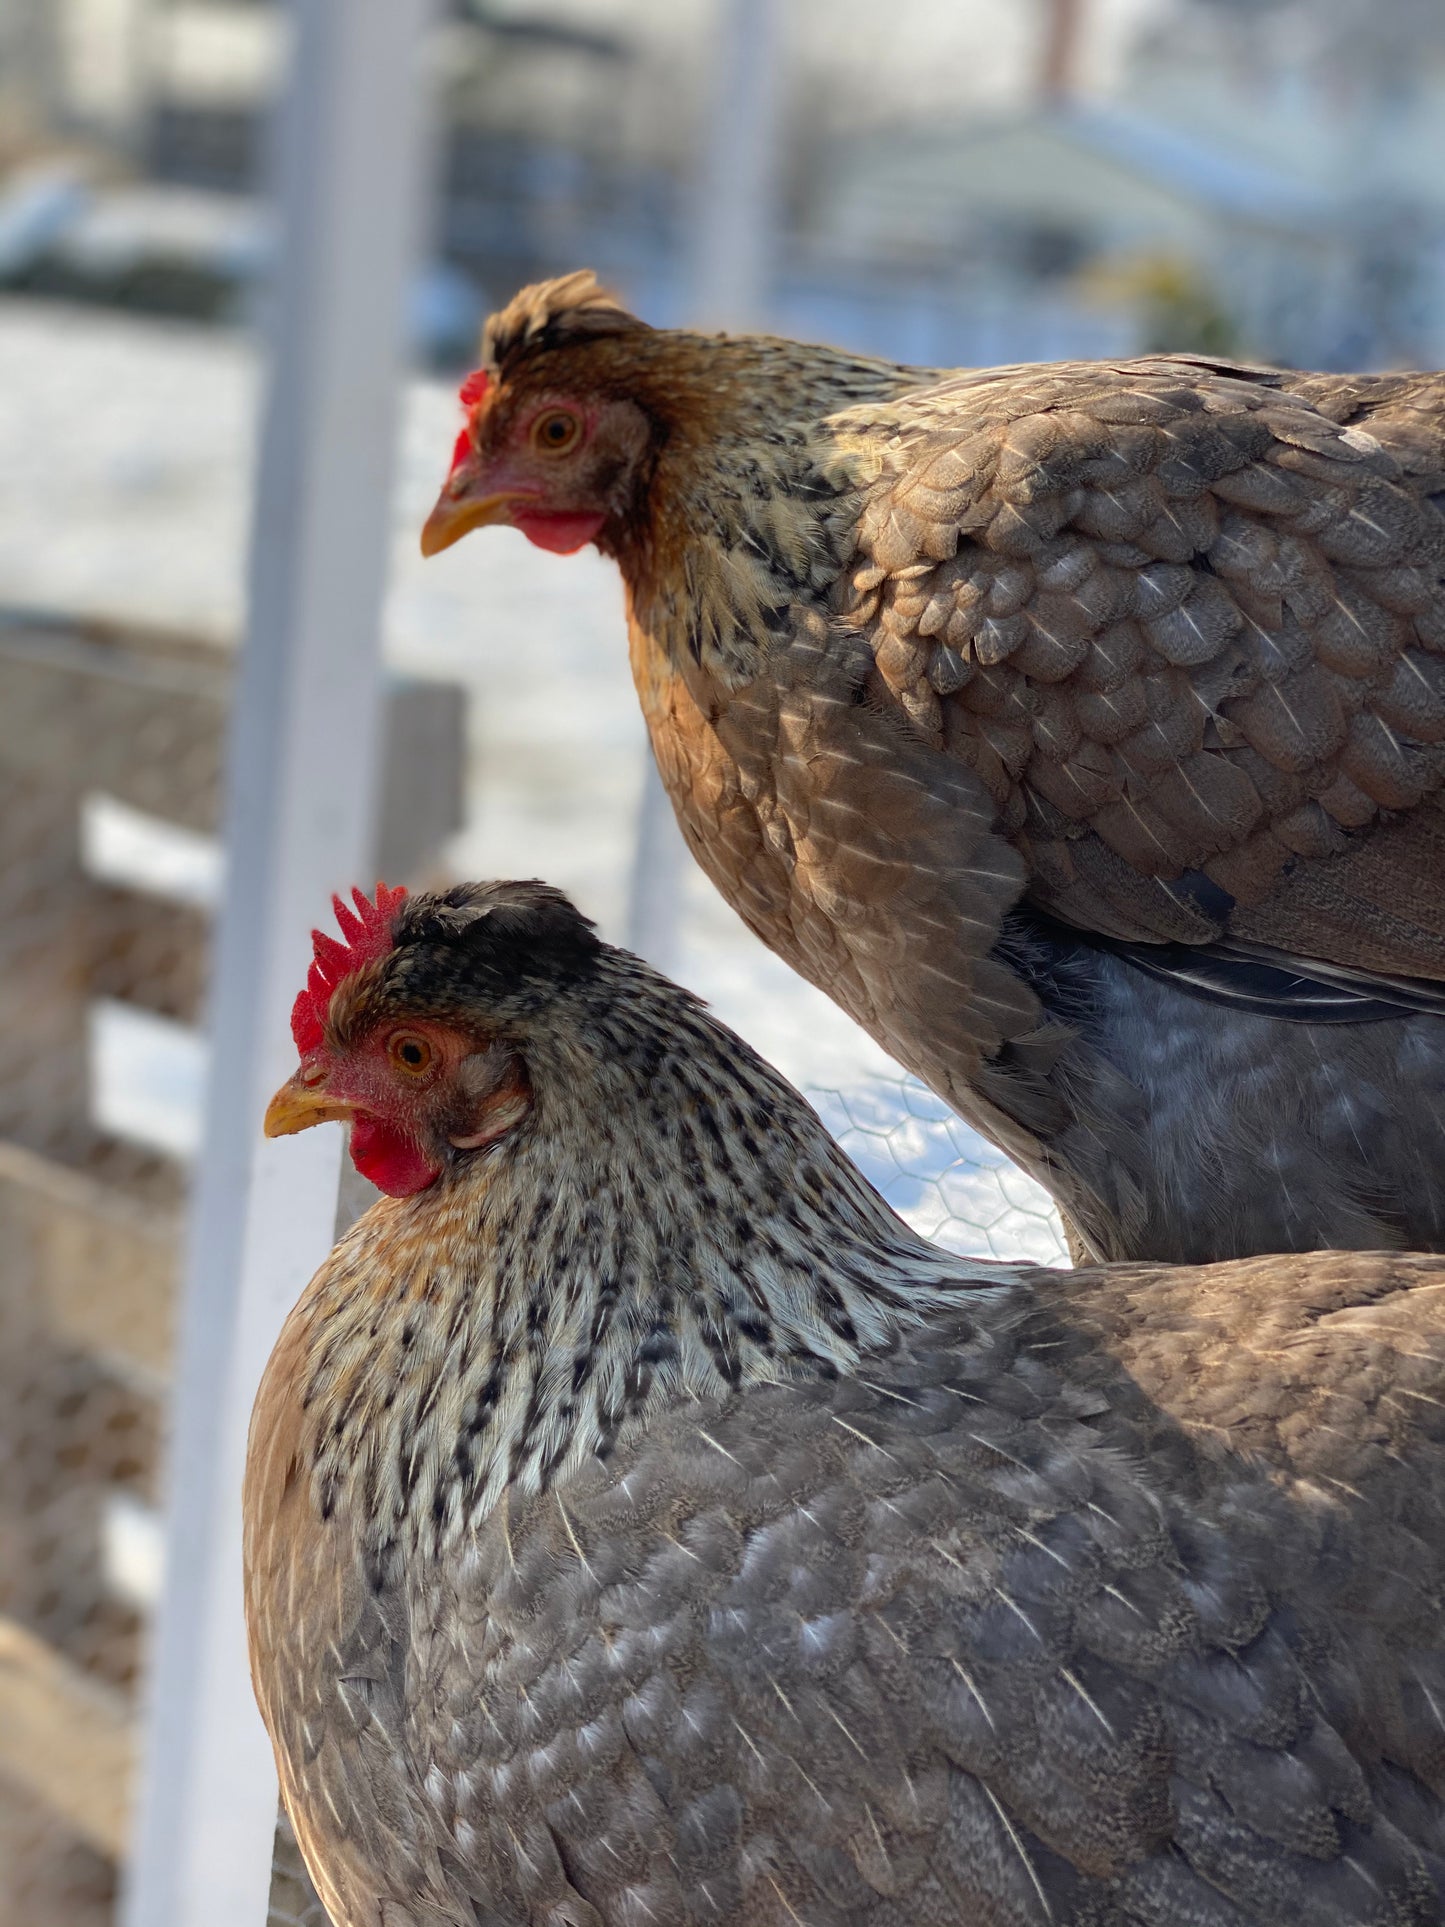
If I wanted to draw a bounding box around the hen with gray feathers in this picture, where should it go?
[247,882,1445,1927]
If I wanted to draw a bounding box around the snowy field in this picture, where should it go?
[0,298,1067,1263]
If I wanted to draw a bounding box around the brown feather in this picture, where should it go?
[444,284,1445,1260]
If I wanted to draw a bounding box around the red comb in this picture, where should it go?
[448,371,490,475]
[290,883,408,1054]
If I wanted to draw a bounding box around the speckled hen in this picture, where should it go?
[420,275,1445,1261]
[247,879,1445,1927]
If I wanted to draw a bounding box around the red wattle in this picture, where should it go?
[513,510,606,555]
[449,427,473,475]
[348,1117,440,1197]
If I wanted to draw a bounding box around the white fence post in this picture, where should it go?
[626,0,784,968]
[120,3,438,1923]
[690,0,784,332]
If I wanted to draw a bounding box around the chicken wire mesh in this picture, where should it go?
[0,295,1063,1927]
[268,1818,330,1927]
[808,1079,1069,1267]
[0,611,208,1927]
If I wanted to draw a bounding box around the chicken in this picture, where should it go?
[247,879,1445,1927]
[419,273,1445,1263]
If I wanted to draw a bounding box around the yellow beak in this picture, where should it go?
[263,1076,357,1138]
[419,478,527,558]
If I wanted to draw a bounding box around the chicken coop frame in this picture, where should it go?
[120,4,440,1924]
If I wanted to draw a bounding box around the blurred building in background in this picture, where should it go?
[1,0,1444,367]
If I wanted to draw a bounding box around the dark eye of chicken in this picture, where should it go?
[247,879,1445,1927]
[419,274,1445,1264]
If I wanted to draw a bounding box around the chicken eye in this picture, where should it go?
[532,409,581,454]
[389,1032,434,1075]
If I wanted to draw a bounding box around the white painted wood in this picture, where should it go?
[627,0,784,967]
[119,4,438,1923]
[690,0,784,332]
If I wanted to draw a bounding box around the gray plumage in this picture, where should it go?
[247,882,1445,1927]
[996,916,1445,1262]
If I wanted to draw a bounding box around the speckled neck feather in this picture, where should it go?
[294,950,993,1554]
[606,336,919,681]
[481,276,929,680]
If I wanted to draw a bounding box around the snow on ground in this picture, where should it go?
[0,297,1067,1263]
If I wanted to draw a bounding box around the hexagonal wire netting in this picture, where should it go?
[0,612,207,1927]
[809,1078,1069,1267]
[267,1819,330,1927]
